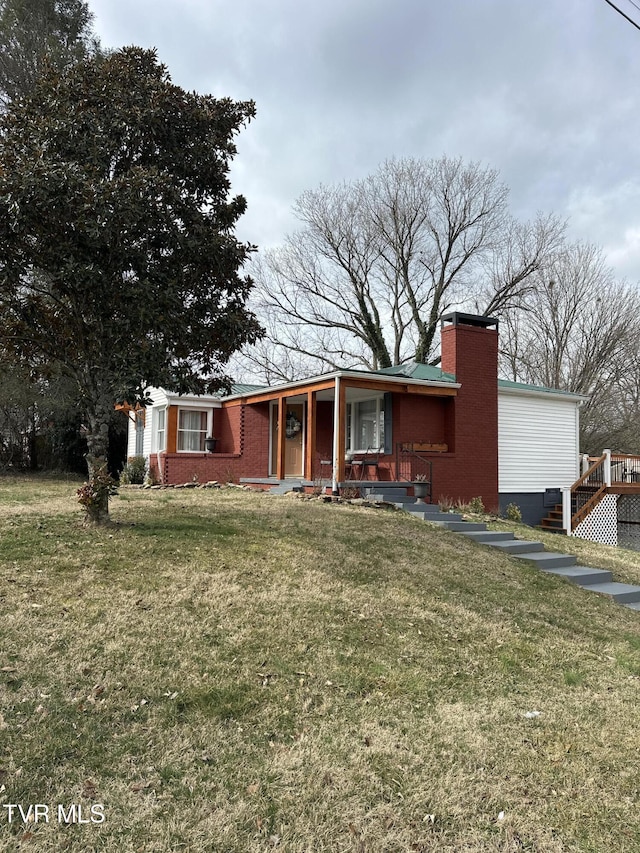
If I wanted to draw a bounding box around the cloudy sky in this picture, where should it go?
[91,0,640,283]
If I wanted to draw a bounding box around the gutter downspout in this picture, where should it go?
[332,375,340,495]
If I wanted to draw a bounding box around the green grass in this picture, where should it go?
[0,477,639,851]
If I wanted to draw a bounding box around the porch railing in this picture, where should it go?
[396,443,433,499]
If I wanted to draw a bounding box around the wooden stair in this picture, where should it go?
[538,503,565,534]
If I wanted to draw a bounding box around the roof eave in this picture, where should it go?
[221,369,461,402]
[498,384,589,404]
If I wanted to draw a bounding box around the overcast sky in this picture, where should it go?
[91,0,640,283]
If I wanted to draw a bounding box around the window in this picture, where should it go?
[154,407,166,452]
[347,397,384,452]
[178,409,208,452]
[134,411,145,455]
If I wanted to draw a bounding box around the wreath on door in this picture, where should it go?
[285,411,302,439]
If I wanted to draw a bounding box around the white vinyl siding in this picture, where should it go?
[498,391,580,493]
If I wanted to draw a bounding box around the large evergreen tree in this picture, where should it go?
[0,47,262,522]
[0,0,99,106]
[0,0,101,471]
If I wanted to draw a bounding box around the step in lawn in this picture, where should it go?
[459,530,515,543]
[408,510,463,523]
[395,502,639,613]
[541,566,613,586]
[488,539,545,554]
[512,551,577,569]
[430,521,488,532]
[580,582,640,604]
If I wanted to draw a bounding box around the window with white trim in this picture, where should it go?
[346,397,384,452]
[134,411,145,455]
[178,409,208,452]
[154,407,166,452]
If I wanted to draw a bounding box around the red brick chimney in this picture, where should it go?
[440,313,499,510]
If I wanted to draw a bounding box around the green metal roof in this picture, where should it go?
[229,383,266,395]
[372,363,457,383]
[218,370,584,401]
[497,379,587,399]
[374,363,583,399]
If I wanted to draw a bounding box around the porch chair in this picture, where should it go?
[345,453,364,481]
[361,446,381,480]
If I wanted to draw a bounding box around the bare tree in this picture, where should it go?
[252,156,565,378]
[499,242,640,453]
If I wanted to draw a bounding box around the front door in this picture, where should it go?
[271,403,304,477]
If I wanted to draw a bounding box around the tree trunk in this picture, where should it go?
[83,397,113,524]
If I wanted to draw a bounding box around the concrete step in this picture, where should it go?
[488,539,545,554]
[408,510,463,522]
[582,582,640,604]
[512,551,577,569]
[395,496,640,614]
[459,530,515,543]
[367,494,412,504]
[541,566,613,586]
[364,487,408,499]
[387,496,441,512]
[430,521,488,532]
[392,500,441,511]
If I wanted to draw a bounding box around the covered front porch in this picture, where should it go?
[240,370,458,494]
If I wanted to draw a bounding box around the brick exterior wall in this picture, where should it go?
[438,321,499,510]
[149,320,499,505]
[392,394,449,446]
[155,402,271,485]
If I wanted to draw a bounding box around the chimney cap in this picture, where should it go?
[441,312,499,330]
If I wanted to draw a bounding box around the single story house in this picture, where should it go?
[123,313,587,526]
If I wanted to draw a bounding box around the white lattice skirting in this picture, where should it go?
[572,494,618,546]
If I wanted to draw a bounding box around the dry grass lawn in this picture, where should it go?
[0,476,639,852]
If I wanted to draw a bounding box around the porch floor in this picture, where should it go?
[239,478,413,489]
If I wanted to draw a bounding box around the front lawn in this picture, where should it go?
[0,478,639,852]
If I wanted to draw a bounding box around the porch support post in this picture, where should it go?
[306,390,316,481]
[277,396,286,480]
[331,377,347,494]
[337,381,346,486]
[331,377,340,494]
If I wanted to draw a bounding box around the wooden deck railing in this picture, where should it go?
[566,453,607,531]
[564,450,640,532]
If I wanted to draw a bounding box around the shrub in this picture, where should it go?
[505,502,522,523]
[438,496,456,512]
[77,465,118,522]
[466,496,485,514]
[340,486,360,500]
[120,455,147,485]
